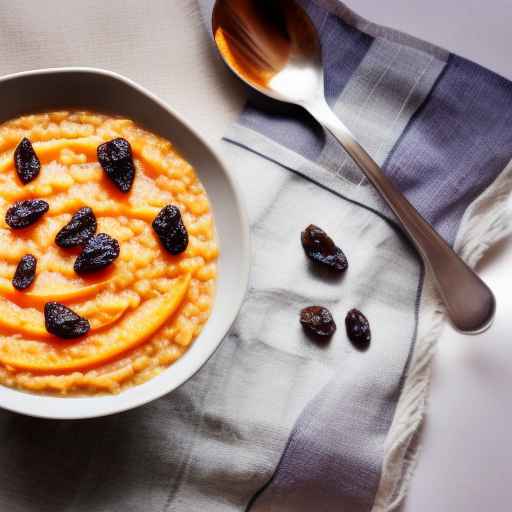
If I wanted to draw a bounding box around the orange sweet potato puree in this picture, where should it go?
[0,111,217,395]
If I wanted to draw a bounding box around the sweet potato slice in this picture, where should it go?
[0,137,103,174]
[0,278,111,306]
[0,294,127,339]
[0,274,190,372]
[0,136,171,180]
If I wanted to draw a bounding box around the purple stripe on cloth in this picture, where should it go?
[383,55,512,244]
[247,359,405,512]
[238,2,372,163]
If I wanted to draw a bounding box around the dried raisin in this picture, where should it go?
[74,233,120,275]
[152,205,189,255]
[12,254,37,291]
[300,306,336,338]
[97,138,135,193]
[5,199,49,229]
[345,309,371,348]
[14,137,41,184]
[301,224,348,272]
[55,207,97,248]
[44,302,90,339]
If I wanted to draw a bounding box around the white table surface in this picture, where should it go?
[175,1,512,510]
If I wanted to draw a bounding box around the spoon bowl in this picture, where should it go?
[212,0,496,334]
[213,0,323,103]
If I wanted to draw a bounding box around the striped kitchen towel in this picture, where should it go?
[194,1,512,510]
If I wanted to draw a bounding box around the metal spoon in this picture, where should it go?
[212,0,496,334]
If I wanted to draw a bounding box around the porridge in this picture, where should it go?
[0,111,217,394]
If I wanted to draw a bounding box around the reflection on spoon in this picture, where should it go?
[213,0,291,87]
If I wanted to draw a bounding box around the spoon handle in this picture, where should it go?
[305,99,495,334]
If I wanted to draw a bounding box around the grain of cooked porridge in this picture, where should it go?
[0,111,218,395]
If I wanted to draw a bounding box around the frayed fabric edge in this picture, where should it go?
[372,159,512,512]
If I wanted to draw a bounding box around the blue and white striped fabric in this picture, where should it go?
[0,1,510,512]
[196,1,512,510]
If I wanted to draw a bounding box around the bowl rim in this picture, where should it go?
[0,66,251,419]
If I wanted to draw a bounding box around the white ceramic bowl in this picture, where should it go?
[0,67,250,419]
